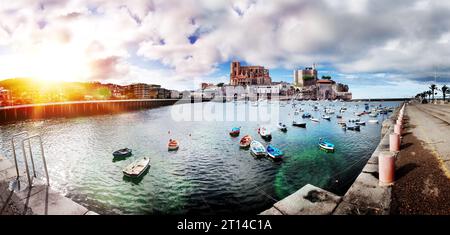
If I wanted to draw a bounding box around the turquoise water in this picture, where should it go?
[0,100,399,214]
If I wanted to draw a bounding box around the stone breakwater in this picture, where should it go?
[260,103,403,215]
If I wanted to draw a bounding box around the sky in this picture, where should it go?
[1,0,450,98]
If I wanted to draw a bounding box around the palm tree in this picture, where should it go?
[427,90,432,102]
[430,84,437,102]
[442,85,449,102]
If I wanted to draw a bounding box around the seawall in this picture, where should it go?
[0,99,190,124]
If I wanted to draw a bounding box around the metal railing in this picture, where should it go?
[10,132,50,187]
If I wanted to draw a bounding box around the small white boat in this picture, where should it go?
[322,115,331,121]
[356,121,366,126]
[292,120,307,128]
[258,127,272,140]
[250,140,267,157]
[123,157,150,178]
[277,123,288,132]
[310,117,320,122]
[368,119,379,124]
[348,118,360,122]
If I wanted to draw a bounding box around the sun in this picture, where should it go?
[26,43,90,83]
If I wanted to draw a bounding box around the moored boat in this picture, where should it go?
[277,123,287,132]
[292,120,307,128]
[347,125,361,131]
[123,157,150,178]
[250,140,266,157]
[368,119,379,124]
[302,113,312,118]
[258,127,272,140]
[229,127,240,137]
[319,138,335,152]
[239,135,253,148]
[168,139,179,151]
[113,148,132,158]
[322,115,331,121]
[356,121,366,126]
[266,145,284,161]
[310,117,320,122]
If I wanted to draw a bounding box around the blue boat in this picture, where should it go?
[266,145,284,161]
[319,138,335,152]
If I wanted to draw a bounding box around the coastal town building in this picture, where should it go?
[230,61,271,86]
[293,65,318,87]
[293,65,352,100]
[0,87,11,106]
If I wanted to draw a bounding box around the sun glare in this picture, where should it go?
[25,43,90,83]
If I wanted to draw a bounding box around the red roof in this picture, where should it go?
[317,79,333,84]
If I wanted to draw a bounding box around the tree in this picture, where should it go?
[442,85,449,102]
[426,90,432,102]
[430,84,437,102]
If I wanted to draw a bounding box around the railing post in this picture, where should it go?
[20,139,33,187]
[10,131,29,179]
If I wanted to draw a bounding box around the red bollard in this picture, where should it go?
[389,133,400,152]
[394,124,402,135]
[379,151,395,186]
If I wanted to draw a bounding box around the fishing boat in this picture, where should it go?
[277,123,288,132]
[302,113,312,118]
[258,127,272,140]
[310,117,320,122]
[336,115,343,119]
[322,115,331,121]
[239,135,253,148]
[229,127,240,137]
[325,109,335,114]
[347,125,361,131]
[123,157,150,178]
[266,145,284,161]
[356,121,366,126]
[292,120,307,128]
[319,138,335,152]
[368,119,379,124]
[369,112,378,117]
[250,140,267,158]
[113,148,132,158]
[348,118,360,122]
[168,139,179,151]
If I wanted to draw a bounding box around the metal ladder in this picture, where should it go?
[11,131,50,188]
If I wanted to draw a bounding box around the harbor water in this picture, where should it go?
[0,100,399,215]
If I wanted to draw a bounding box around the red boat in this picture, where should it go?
[229,127,240,137]
[239,135,252,148]
[168,139,179,151]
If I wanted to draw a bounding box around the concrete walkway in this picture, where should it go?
[0,155,97,215]
[407,103,450,177]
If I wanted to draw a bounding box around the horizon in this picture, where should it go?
[1,1,450,99]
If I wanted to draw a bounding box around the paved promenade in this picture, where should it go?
[407,103,450,175]
[389,103,450,214]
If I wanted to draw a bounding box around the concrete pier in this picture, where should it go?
[0,155,96,215]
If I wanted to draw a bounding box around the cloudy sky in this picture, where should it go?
[1,0,450,98]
